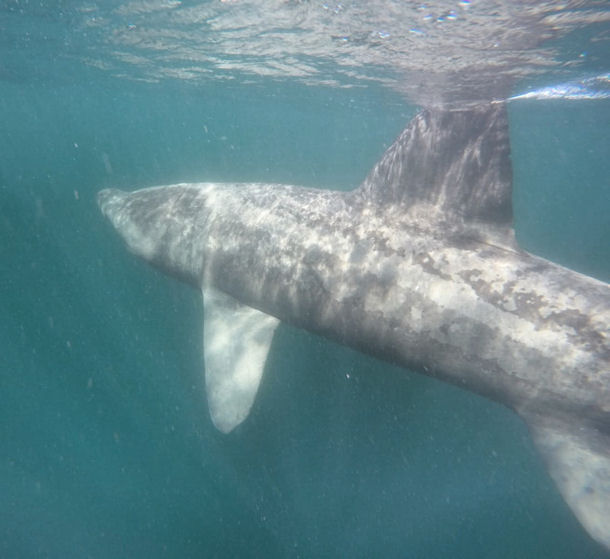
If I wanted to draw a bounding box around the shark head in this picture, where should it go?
[98,184,213,287]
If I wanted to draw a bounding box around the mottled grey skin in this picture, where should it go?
[98,103,610,548]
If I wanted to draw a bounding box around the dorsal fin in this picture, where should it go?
[357,102,513,227]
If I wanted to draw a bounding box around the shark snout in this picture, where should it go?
[97,188,128,220]
[97,188,121,208]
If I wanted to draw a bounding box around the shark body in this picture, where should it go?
[98,103,609,549]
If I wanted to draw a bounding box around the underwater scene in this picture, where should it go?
[1,1,609,557]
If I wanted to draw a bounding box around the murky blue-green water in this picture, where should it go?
[1,2,609,557]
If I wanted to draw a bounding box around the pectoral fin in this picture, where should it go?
[202,287,279,433]
[525,413,610,548]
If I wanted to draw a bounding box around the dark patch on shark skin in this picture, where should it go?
[547,309,609,358]
[361,270,395,301]
[413,251,452,280]
[513,291,547,319]
[550,307,590,333]
[458,266,607,356]
[459,267,545,320]
[378,261,398,289]
[349,239,371,265]
[295,269,329,322]
[446,231,486,251]
[458,269,501,305]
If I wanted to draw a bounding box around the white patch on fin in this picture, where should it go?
[202,286,279,433]
[525,414,610,548]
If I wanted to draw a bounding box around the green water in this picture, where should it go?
[1,71,609,558]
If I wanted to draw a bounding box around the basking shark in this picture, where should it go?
[97,103,609,549]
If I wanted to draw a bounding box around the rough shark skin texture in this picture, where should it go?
[98,103,609,549]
